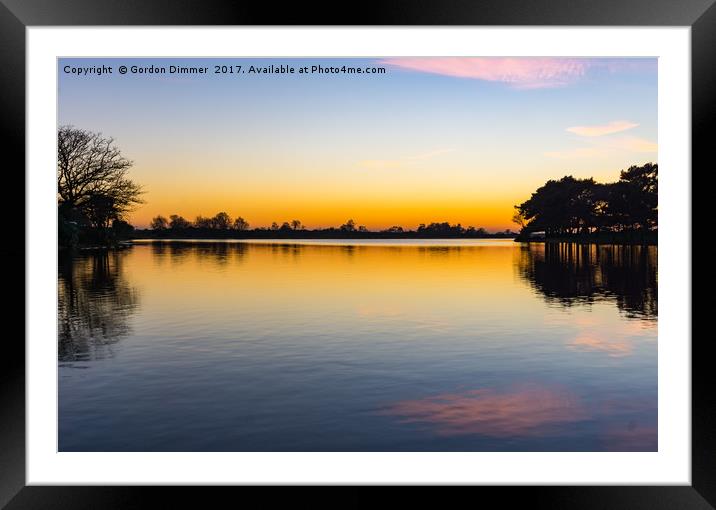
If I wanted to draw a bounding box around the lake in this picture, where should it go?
[58,239,657,451]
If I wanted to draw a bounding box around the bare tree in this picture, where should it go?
[150,215,168,230]
[57,126,144,227]
[194,216,212,229]
[169,214,191,229]
[211,212,232,229]
[340,219,356,232]
[233,217,250,231]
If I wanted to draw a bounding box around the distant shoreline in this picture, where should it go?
[128,230,656,245]
[58,238,659,252]
[60,230,659,250]
[131,229,517,241]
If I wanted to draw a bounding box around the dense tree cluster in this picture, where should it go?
[150,212,253,231]
[514,163,657,237]
[417,222,493,236]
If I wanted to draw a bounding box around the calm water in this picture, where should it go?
[58,239,657,451]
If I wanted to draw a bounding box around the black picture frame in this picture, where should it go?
[1,0,707,505]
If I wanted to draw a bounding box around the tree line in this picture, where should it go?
[146,213,514,238]
[513,163,657,242]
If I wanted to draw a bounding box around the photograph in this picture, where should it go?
[57,56,658,453]
[0,0,710,498]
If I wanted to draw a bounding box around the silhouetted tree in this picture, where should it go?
[111,219,134,239]
[169,214,191,229]
[134,214,521,240]
[512,210,527,229]
[194,216,213,229]
[150,215,168,230]
[211,212,232,229]
[417,222,464,236]
[233,217,249,230]
[57,126,144,225]
[517,176,599,235]
[617,163,658,230]
[340,219,356,232]
[84,194,120,229]
[514,164,657,240]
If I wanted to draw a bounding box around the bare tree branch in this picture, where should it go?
[58,126,145,228]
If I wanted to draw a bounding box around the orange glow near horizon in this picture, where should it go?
[130,193,521,231]
[125,164,627,231]
[124,157,528,230]
[122,149,645,230]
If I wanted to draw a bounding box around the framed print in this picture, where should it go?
[2,0,710,506]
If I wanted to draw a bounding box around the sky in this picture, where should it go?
[58,57,657,231]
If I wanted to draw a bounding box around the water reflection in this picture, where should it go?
[151,240,247,266]
[58,250,140,362]
[382,383,656,451]
[383,384,588,437]
[567,334,635,357]
[58,240,657,451]
[516,243,657,319]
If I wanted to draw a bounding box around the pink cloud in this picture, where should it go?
[378,57,590,89]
